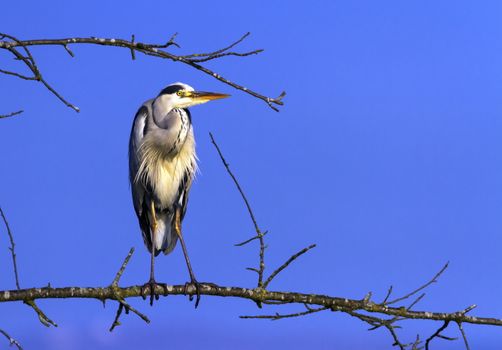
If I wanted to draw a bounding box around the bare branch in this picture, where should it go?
[109,302,125,332]
[0,68,36,80]
[425,321,455,350]
[23,300,57,327]
[182,32,252,59]
[240,306,328,320]
[1,206,58,327]
[0,207,20,289]
[1,284,501,327]
[0,329,23,350]
[386,262,449,305]
[235,230,268,247]
[347,310,408,350]
[263,244,316,288]
[209,132,268,289]
[108,247,150,332]
[457,321,471,350]
[0,33,80,112]
[0,110,23,119]
[62,44,74,57]
[0,32,285,112]
[111,247,135,287]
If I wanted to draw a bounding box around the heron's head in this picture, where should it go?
[157,82,229,110]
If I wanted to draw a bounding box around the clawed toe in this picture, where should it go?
[141,279,161,306]
[184,280,202,308]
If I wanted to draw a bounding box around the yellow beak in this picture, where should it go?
[189,91,230,104]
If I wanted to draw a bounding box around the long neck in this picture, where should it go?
[148,99,192,157]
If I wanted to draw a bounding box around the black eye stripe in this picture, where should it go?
[158,85,185,96]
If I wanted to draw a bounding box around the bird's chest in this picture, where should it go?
[147,131,196,209]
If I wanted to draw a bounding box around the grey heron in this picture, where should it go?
[129,82,229,306]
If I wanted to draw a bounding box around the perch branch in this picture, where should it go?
[1,283,501,328]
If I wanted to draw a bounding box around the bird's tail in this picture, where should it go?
[142,210,178,256]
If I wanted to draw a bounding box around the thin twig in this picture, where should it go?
[23,300,57,327]
[0,329,23,350]
[234,231,268,247]
[0,68,36,80]
[209,132,268,288]
[240,306,328,320]
[263,244,316,288]
[0,110,23,119]
[186,49,263,63]
[109,298,150,332]
[407,292,425,311]
[0,32,285,112]
[0,207,20,289]
[382,285,393,304]
[425,321,453,350]
[347,310,408,350]
[457,322,470,350]
[112,247,135,287]
[182,32,252,58]
[1,206,58,327]
[209,132,261,234]
[108,247,150,331]
[386,262,449,305]
[62,44,74,57]
[0,34,80,112]
[109,302,125,331]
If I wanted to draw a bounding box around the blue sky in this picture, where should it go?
[1,1,502,349]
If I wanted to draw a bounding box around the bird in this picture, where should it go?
[129,82,229,306]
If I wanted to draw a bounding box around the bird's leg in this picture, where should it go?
[174,205,201,308]
[141,199,160,306]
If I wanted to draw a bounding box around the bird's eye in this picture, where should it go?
[176,90,184,97]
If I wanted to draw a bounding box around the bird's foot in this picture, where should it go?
[141,278,165,306]
[183,279,202,309]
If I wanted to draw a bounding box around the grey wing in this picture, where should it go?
[177,169,194,221]
[129,105,153,248]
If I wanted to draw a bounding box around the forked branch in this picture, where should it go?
[0,32,285,112]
